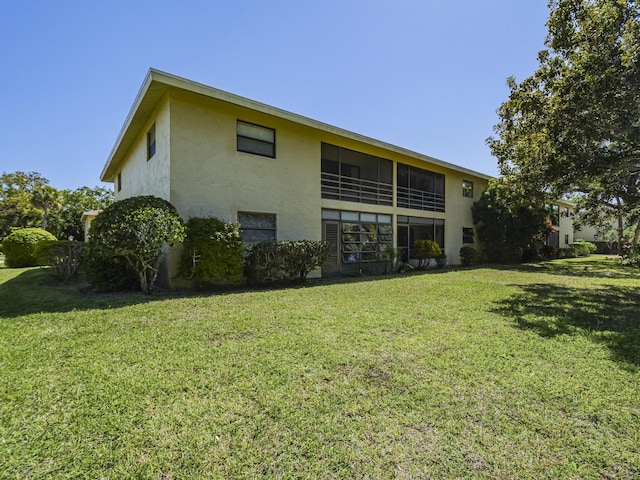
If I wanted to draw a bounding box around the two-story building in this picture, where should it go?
[100,69,496,285]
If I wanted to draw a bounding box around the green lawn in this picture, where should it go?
[1,257,639,479]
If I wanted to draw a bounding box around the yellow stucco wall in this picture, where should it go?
[109,86,490,285]
[168,91,322,240]
[166,89,488,270]
[114,95,171,202]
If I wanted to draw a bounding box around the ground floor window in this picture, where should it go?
[322,209,392,273]
[397,215,444,262]
[238,212,276,246]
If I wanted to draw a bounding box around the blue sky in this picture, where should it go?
[1,1,549,191]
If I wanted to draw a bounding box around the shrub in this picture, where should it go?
[88,196,185,294]
[83,243,139,292]
[244,240,330,284]
[379,244,401,274]
[568,242,594,257]
[2,228,57,267]
[575,241,597,255]
[180,217,244,287]
[620,243,640,267]
[35,240,83,283]
[435,253,447,268]
[413,240,442,269]
[540,245,560,259]
[459,246,479,266]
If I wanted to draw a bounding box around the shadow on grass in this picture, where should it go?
[0,265,457,319]
[493,282,640,368]
[0,268,160,318]
[515,255,639,280]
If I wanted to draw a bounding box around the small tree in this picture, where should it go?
[35,240,83,283]
[413,239,442,270]
[89,196,185,294]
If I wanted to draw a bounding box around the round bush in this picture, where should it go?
[88,195,185,294]
[2,228,57,267]
[459,246,479,266]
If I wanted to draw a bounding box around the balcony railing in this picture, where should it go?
[321,172,393,206]
[397,186,445,212]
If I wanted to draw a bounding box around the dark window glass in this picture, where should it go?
[147,123,156,160]
[397,216,445,260]
[462,180,473,198]
[396,163,446,212]
[238,212,276,245]
[237,121,275,158]
[462,227,474,244]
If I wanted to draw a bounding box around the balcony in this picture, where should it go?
[321,172,393,206]
[397,186,445,212]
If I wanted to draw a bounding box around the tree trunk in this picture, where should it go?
[633,219,640,246]
[616,198,624,250]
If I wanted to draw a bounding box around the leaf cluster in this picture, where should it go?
[180,217,244,287]
[489,0,640,213]
[244,240,330,284]
[89,196,185,294]
[472,181,549,263]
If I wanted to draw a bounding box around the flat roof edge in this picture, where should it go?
[101,68,493,182]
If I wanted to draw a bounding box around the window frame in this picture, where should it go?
[147,123,156,160]
[462,180,474,198]
[237,212,277,246]
[462,227,474,244]
[237,120,276,158]
[117,172,122,192]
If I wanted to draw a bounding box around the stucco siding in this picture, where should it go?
[115,96,171,201]
[169,92,321,242]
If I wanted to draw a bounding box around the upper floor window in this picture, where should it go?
[462,180,473,198]
[147,123,156,160]
[237,120,275,158]
[117,172,122,192]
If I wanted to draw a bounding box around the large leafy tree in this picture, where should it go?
[489,0,640,246]
[472,181,550,262]
[47,186,113,240]
[0,171,49,236]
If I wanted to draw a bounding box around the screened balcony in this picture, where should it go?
[321,143,393,206]
[397,163,445,212]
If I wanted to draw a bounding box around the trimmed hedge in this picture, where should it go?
[565,241,597,258]
[244,240,330,284]
[2,228,57,267]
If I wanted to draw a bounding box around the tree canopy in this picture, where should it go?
[488,0,640,243]
[0,171,112,240]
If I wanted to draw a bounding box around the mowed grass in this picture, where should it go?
[1,257,639,479]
